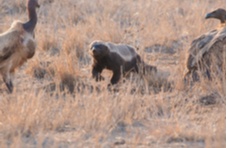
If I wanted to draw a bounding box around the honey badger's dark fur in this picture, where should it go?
[90,40,157,84]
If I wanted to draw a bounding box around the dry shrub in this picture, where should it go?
[0,0,26,15]
[85,16,124,43]
[40,36,59,54]
[62,27,88,61]
[33,66,47,79]
[59,73,76,94]
[25,58,55,80]
[0,0,225,147]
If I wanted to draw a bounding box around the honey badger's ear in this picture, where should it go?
[89,40,99,49]
[89,42,94,49]
[98,44,108,50]
[97,43,109,52]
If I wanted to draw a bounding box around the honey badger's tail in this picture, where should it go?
[135,55,157,74]
[142,63,157,74]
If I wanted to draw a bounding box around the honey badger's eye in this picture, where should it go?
[91,44,99,50]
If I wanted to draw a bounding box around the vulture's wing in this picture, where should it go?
[186,28,224,70]
[21,32,37,59]
[0,29,23,62]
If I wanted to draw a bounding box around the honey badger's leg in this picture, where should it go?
[111,69,121,84]
[3,72,13,93]
[92,64,104,81]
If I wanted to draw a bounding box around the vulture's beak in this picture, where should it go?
[205,12,213,19]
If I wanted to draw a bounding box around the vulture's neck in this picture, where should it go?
[220,17,226,24]
[23,7,37,33]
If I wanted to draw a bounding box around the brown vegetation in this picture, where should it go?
[0,0,225,147]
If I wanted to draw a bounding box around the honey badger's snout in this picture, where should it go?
[90,45,100,55]
[91,47,96,53]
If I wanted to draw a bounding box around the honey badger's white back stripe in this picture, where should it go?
[106,42,137,62]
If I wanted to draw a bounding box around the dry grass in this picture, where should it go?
[0,0,225,147]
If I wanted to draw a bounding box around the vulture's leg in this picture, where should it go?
[3,73,13,93]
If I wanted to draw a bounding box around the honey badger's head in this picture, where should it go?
[89,41,110,58]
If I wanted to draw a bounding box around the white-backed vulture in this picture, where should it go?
[0,0,39,93]
[185,8,226,82]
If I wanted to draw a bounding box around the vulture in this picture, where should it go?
[0,0,40,93]
[185,8,226,82]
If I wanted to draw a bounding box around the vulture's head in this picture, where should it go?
[28,0,40,9]
[205,8,226,24]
